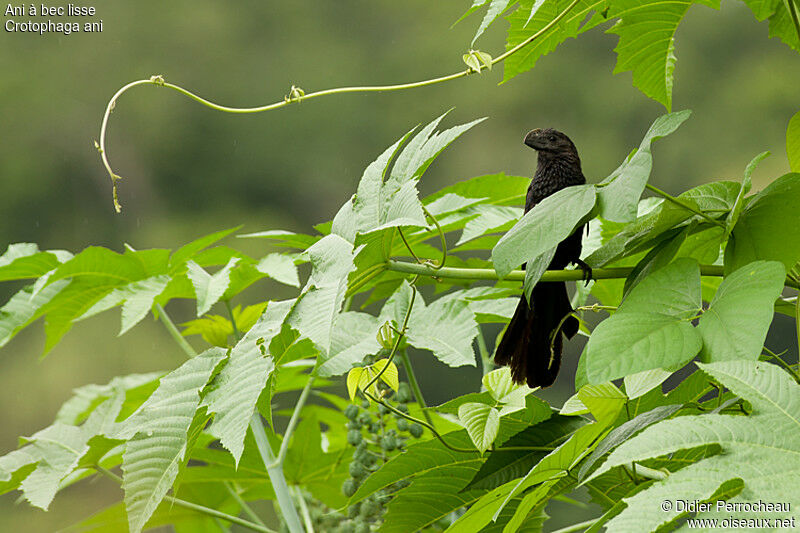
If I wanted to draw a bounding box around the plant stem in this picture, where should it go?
[155,304,303,533]
[645,184,725,228]
[250,415,305,533]
[155,303,196,358]
[96,467,275,533]
[782,0,800,47]
[400,350,434,426]
[385,260,800,290]
[268,375,315,468]
[476,327,493,377]
[422,205,447,269]
[225,299,241,339]
[292,486,315,533]
[226,483,268,528]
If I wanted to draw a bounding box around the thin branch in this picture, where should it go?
[156,303,197,358]
[645,184,726,228]
[422,205,448,270]
[225,483,268,528]
[95,467,276,533]
[291,486,315,533]
[385,260,800,289]
[268,376,315,468]
[550,518,600,533]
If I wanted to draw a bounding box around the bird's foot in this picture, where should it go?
[574,259,593,286]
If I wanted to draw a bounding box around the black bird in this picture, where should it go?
[495,128,590,388]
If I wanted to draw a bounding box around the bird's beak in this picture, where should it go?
[524,129,544,150]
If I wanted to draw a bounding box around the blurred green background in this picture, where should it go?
[1,1,798,530]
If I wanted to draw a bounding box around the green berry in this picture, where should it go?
[357,412,372,425]
[344,404,360,420]
[380,435,397,451]
[349,460,367,478]
[348,503,361,519]
[409,423,423,438]
[395,403,409,414]
[377,403,388,416]
[361,399,371,409]
[368,422,381,434]
[396,418,409,431]
[342,478,358,497]
[347,420,362,430]
[360,498,380,518]
[354,522,370,533]
[347,429,363,446]
[353,442,368,461]
[396,383,412,403]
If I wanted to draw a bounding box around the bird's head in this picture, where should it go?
[523,128,579,159]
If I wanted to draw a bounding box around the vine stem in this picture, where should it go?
[645,184,725,228]
[97,0,583,212]
[385,260,800,289]
[155,303,304,533]
[95,467,276,533]
[550,518,600,533]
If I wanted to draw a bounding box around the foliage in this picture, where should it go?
[2,2,800,532]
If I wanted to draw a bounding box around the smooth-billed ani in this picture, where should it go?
[494,128,590,388]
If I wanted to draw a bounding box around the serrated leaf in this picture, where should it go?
[492,184,596,278]
[698,261,785,362]
[459,403,501,453]
[457,205,523,246]
[406,290,479,368]
[0,244,71,281]
[203,300,294,464]
[186,258,240,316]
[316,311,381,377]
[255,253,300,287]
[586,360,800,530]
[236,229,320,250]
[168,226,241,271]
[119,348,226,533]
[725,173,800,273]
[0,280,68,348]
[503,0,605,83]
[425,173,529,207]
[623,368,672,399]
[597,111,692,222]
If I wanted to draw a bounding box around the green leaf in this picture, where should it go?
[119,348,226,533]
[459,403,501,453]
[586,360,800,530]
[725,173,800,273]
[622,225,688,297]
[316,311,381,376]
[466,415,584,491]
[169,226,241,271]
[289,234,357,355]
[698,261,785,362]
[0,280,68,348]
[577,382,627,424]
[607,0,719,109]
[583,259,703,383]
[466,0,515,44]
[255,253,300,287]
[80,275,171,335]
[788,110,800,172]
[523,247,557,303]
[457,205,523,246]
[406,288,479,368]
[623,368,672,400]
[584,313,701,384]
[492,184,596,278]
[203,300,294,464]
[181,315,233,347]
[186,258,240,316]
[597,111,692,222]
[725,152,768,239]
[236,229,320,250]
[424,173,529,207]
[0,244,71,281]
[503,0,605,83]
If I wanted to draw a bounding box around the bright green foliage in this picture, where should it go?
[788,111,800,171]
[1,100,800,533]
[586,360,800,530]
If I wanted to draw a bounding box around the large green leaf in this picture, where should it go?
[0,243,72,281]
[118,348,226,533]
[724,151,768,239]
[255,253,300,288]
[492,184,596,278]
[202,301,294,464]
[585,360,800,530]
[424,173,529,207]
[607,0,718,110]
[583,259,703,383]
[724,173,800,273]
[316,311,380,376]
[459,403,501,453]
[407,288,479,368]
[0,280,69,348]
[597,111,692,222]
[78,275,171,335]
[503,0,605,83]
[698,261,785,362]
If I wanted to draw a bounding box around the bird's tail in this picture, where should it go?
[494,282,578,388]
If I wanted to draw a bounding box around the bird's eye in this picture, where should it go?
[548,135,556,142]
